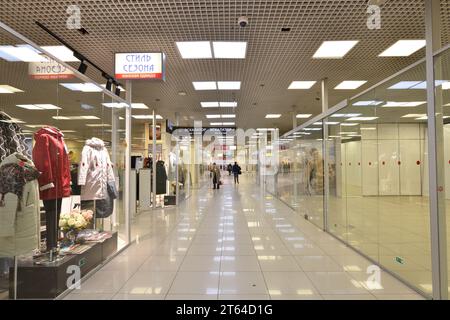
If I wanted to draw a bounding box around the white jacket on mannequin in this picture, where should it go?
[78,138,115,201]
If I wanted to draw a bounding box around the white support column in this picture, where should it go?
[175,112,180,205]
[111,108,119,229]
[152,109,157,209]
[321,78,329,113]
[322,78,330,231]
[425,0,448,300]
[125,80,132,244]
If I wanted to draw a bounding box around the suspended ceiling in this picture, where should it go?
[0,0,449,135]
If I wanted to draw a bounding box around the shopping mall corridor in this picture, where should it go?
[64,174,424,300]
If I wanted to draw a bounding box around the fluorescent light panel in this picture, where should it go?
[379,40,426,57]
[60,83,103,92]
[402,114,427,118]
[382,101,426,107]
[296,114,312,119]
[193,81,217,90]
[346,117,378,121]
[353,100,384,106]
[0,85,24,93]
[132,115,163,120]
[176,41,212,59]
[16,104,60,110]
[288,81,316,89]
[212,42,247,59]
[217,81,241,90]
[41,45,79,62]
[0,45,46,62]
[313,41,359,59]
[265,114,281,119]
[335,81,367,90]
[53,115,100,120]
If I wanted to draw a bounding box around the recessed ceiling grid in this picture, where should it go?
[0,0,448,133]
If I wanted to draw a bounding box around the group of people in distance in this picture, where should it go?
[209,162,241,189]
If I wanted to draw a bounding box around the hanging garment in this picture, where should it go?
[155,160,168,195]
[0,153,40,257]
[32,126,71,200]
[0,112,30,161]
[78,137,115,201]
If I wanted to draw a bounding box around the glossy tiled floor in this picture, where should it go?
[65,174,424,300]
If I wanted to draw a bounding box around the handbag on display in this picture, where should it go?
[95,181,118,218]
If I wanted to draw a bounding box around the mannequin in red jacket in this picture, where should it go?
[32,126,71,253]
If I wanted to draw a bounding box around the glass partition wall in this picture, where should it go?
[276,49,450,298]
[0,25,131,299]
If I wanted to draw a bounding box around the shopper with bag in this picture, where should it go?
[211,163,221,189]
[232,162,241,185]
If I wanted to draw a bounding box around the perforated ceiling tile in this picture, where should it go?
[0,0,448,133]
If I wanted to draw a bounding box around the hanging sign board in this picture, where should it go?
[115,52,165,80]
[28,59,75,80]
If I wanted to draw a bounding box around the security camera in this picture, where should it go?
[238,16,249,28]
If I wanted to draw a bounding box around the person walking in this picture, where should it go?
[227,163,232,176]
[232,162,241,184]
[211,163,221,189]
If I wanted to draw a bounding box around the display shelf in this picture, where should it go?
[9,232,117,299]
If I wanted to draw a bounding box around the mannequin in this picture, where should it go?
[78,137,115,222]
[32,126,71,253]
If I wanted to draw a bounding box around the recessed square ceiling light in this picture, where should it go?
[217,81,241,90]
[331,113,362,118]
[382,101,426,107]
[132,115,163,120]
[212,42,247,59]
[201,102,220,108]
[17,104,61,110]
[206,115,221,119]
[313,41,359,59]
[60,83,103,92]
[41,45,79,62]
[193,81,217,90]
[388,81,422,90]
[265,114,281,119]
[288,81,317,89]
[304,128,322,131]
[0,45,47,62]
[296,114,312,118]
[334,81,367,90]
[176,41,212,59]
[443,82,450,90]
[379,40,426,57]
[402,114,427,118]
[85,123,112,127]
[409,80,449,89]
[131,103,149,109]
[102,102,127,108]
[346,117,378,121]
[219,102,238,108]
[0,85,24,94]
[353,100,384,106]
[53,115,100,120]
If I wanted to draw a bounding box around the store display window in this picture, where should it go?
[0,25,130,299]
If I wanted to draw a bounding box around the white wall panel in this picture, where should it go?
[378,124,399,140]
[362,140,379,195]
[378,140,400,195]
[345,141,362,195]
[399,124,420,140]
[361,124,378,140]
[399,140,422,195]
